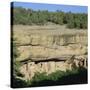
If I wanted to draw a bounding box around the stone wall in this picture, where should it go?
[19,55,87,80]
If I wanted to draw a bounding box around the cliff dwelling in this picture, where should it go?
[19,55,87,80]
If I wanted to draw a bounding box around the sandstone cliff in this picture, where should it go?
[13,25,88,80]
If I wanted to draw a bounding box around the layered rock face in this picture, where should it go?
[13,25,88,80]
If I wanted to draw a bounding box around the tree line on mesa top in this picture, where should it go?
[12,7,88,29]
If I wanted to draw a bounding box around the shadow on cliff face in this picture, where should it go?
[11,77,28,88]
[11,67,87,88]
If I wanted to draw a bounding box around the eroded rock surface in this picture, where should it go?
[13,25,88,80]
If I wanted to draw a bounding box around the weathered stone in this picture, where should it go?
[13,25,88,80]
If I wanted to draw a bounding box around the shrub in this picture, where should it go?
[31,72,47,82]
[47,70,65,81]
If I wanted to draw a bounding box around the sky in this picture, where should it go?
[11,2,88,13]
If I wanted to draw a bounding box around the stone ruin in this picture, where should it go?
[19,55,87,80]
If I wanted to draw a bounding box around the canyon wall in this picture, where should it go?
[13,25,88,80]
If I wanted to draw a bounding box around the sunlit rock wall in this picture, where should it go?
[13,28,88,80]
[15,33,87,62]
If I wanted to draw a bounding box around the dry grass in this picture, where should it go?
[13,25,87,36]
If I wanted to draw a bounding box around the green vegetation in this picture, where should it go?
[12,7,87,29]
[12,67,87,88]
